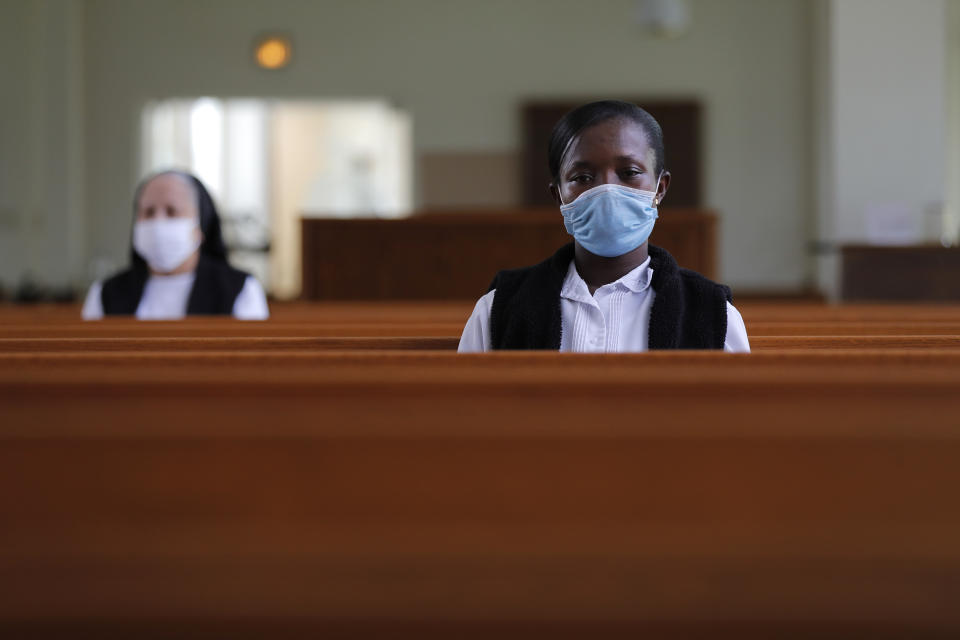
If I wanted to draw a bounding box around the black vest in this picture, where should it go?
[488,243,731,350]
[100,255,249,316]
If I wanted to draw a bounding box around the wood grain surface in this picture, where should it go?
[2,302,960,637]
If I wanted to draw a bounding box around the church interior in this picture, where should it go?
[2,0,960,637]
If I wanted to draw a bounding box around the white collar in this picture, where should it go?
[560,256,653,303]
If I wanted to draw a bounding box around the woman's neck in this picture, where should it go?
[574,242,649,295]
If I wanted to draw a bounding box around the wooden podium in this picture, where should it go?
[301,209,717,300]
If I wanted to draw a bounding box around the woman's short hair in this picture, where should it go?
[547,100,665,182]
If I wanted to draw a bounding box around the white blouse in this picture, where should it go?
[81,273,269,321]
[458,258,750,353]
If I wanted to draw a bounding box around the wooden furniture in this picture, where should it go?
[3,303,960,637]
[842,245,960,301]
[301,209,717,300]
[3,351,960,638]
[6,302,960,338]
[4,334,960,353]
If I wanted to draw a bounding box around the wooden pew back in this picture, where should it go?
[3,303,960,637]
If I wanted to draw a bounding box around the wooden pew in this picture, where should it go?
[0,323,463,339]
[2,350,960,636]
[0,336,462,352]
[745,322,960,336]
[4,299,960,351]
[750,335,960,349]
[6,320,960,341]
[3,334,960,353]
[150,300,960,323]
[3,301,960,635]
[6,301,960,324]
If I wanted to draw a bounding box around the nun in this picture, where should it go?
[82,170,269,320]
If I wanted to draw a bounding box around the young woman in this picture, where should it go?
[458,100,748,352]
[82,170,269,320]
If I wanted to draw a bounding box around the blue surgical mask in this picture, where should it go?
[559,182,660,258]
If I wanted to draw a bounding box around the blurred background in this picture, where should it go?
[0,0,958,302]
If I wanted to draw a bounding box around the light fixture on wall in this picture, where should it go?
[254,34,293,70]
[634,0,691,38]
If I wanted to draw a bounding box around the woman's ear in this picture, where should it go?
[655,171,671,206]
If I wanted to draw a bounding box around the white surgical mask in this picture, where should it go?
[133,218,201,273]
[559,181,660,258]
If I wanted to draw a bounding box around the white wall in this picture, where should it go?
[0,0,85,290]
[831,0,946,239]
[814,0,948,298]
[948,0,960,245]
[78,0,814,292]
[0,1,32,285]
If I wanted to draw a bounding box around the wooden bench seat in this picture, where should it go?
[3,334,960,352]
[0,336,462,352]
[3,350,959,418]
[2,350,960,636]
[751,335,960,349]
[5,321,960,340]
[5,301,960,323]
[4,302,960,343]
[0,322,466,339]
[3,301,960,637]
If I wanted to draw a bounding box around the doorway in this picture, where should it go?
[140,98,413,298]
